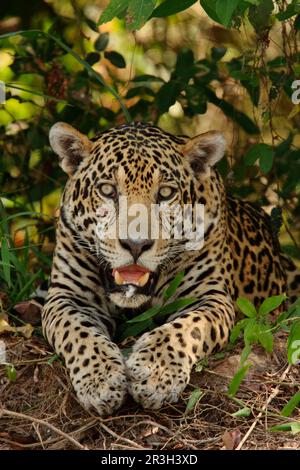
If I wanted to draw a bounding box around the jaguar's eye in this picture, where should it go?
[99,183,117,199]
[158,186,176,201]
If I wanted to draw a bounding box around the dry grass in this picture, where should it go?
[0,332,300,450]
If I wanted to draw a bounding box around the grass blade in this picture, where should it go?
[1,238,12,288]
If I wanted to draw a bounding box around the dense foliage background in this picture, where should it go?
[1,1,300,449]
[0,0,299,306]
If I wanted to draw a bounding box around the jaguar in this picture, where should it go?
[42,120,300,415]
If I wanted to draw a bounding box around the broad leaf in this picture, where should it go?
[98,0,129,25]
[156,80,182,114]
[258,295,287,316]
[230,318,248,343]
[236,297,257,317]
[151,0,197,18]
[244,143,274,173]
[215,0,240,27]
[258,325,274,353]
[94,33,109,51]
[127,0,156,30]
[104,51,126,68]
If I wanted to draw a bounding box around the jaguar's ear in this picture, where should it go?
[183,131,226,175]
[49,122,92,176]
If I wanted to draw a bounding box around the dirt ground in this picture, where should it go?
[0,331,299,451]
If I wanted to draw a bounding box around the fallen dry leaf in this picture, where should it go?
[14,300,42,325]
[141,426,159,438]
[0,318,34,339]
[222,428,242,450]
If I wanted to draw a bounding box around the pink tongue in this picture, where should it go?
[113,264,150,283]
[120,271,145,283]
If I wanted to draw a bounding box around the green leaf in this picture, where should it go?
[0,30,131,121]
[119,319,155,340]
[281,390,300,417]
[127,297,197,323]
[240,343,252,363]
[125,86,155,99]
[95,33,109,51]
[236,297,257,318]
[156,80,182,114]
[132,74,164,83]
[127,305,162,324]
[276,4,299,21]
[6,84,70,105]
[269,422,300,434]
[215,0,240,27]
[200,0,221,24]
[244,319,259,345]
[1,237,11,289]
[174,48,195,80]
[204,87,259,134]
[151,0,197,18]
[157,298,198,319]
[163,271,185,300]
[98,0,129,25]
[244,143,274,173]
[104,51,126,68]
[185,388,204,412]
[258,295,287,316]
[258,325,273,353]
[85,18,100,32]
[231,407,251,417]
[291,422,300,434]
[47,354,60,365]
[228,363,252,396]
[248,0,274,32]
[127,0,156,30]
[5,363,17,382]
[287,320,300,365]
[230,318,248,343]
[259,147,274,173]
[211,47,227,61]
[86,52,100,65]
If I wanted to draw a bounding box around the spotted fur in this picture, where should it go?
[42,121,300,414]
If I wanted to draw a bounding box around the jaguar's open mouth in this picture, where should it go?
[112,264,151,287]
[102,264,158,299]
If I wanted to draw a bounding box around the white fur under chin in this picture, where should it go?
[110,290,150,309]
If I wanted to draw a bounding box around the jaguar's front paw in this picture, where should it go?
[126,328,191,409]
[69,339,127,416]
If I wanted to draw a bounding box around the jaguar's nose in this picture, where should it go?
[119,238,154,261]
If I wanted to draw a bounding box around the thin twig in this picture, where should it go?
[97,419,145,450]
[236,364,292,450]
[0,407,88,450]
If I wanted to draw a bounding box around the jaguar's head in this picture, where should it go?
[49,121,226,309]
